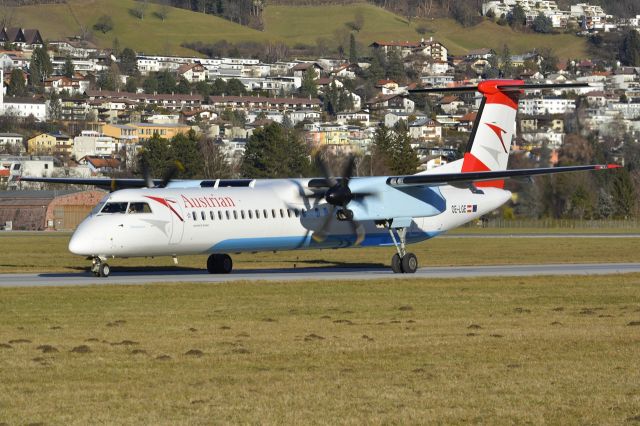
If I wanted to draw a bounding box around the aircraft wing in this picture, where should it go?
[17,176,160,190]
[385,164,620,187]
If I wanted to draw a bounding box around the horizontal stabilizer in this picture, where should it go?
[386,164,621,187]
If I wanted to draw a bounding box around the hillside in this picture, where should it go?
[7,0,588,59]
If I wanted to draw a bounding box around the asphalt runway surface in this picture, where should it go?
[1,263,639,287]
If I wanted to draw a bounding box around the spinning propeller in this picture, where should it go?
[311,154,367,246]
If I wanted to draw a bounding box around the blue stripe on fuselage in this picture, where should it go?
[209,231,441,252]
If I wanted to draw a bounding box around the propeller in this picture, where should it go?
[312,154,366,246]
[138,160,184,189]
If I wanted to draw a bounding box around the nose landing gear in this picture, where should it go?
[91,257,110,278]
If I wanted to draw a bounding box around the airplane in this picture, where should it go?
[21,79,621,278]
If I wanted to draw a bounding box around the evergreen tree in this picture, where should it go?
[371,124,394,174]
[28,46,53,87]
[620,29,640,66]
[611,168,636,218]
[241,122,311,178]
[386,49,405,82]
[349,33,357,64]
[63,56,75,78]
[226,78,246,95]
[119,48,138,75]
[7,68,26,96]
[532,13,553,33]
[47,92,62,121]
[508,4,526,29]
[367,50,385,83]
[97,68,116,91]
[171,130,203,178]
[390,123,420,174]
[299,67,318,97]
[156,70,176,93]
[500,44,514,78]
[176,77,191,94]
[125,76,138,93]
[138,135,172,178]
[143,75,159,93]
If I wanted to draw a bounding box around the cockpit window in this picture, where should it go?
[100,202,128,214]
[128,202,152,214]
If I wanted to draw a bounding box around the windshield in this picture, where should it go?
[100,202,128,214]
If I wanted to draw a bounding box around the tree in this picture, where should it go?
[241,122,311,178]
[508,4,526,29]
[94,15,114,33]
[199,138,232,179]
[346,10,365,32]
[7,68,26,97]
[500,44,513,78]
[28,46,53,87]
[47,92,62,121]
[299,67,318,97]
[532,13,553,33]
[143,75,158,93]
[386,49,405,82]
[119,47,138,76]
[125,76,138,93]
[371,124,419,175]
[367,50,385,82]
[132,0,148,19]
[611,168,637,218]
[226,78,246,96]
[155,0,171,21]
[138,131,203,179]
[97,68,116,91]
[620,29,640,66]
[171,130,203,178]
[349,33,357,64]
[391,124,420,174]
[539,48,559,74]
[63,56,74,78]
[156,70,176,93]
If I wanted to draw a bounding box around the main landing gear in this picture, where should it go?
[207,253,233,274]
[91,257,110,278]
[388,227,418,274]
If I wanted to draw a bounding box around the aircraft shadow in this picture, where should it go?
[37,262,388,278]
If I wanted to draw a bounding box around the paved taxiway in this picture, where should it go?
[0,263,639,287]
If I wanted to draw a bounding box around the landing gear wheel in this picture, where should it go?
[391,253,403,274]
[207,254,233,274]
[401,253,418,274]
[99,263,110,278]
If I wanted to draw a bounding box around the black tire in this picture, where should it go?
[391,253,403,274]
[219,254,233,274]
[99,263,110,278]
[206,254,216,274]
[207,254,233,274]
[401,253,418,274]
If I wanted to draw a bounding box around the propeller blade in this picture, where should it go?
[350,219,365,246]
[311,205,336,242]
[160,160,185,188]
[315,154,337,187]
[142,161,154,188]
[341,155,357,183]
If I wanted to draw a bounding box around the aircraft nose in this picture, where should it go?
[68,228,92,255]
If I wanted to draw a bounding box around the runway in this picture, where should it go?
[0,263,639,287]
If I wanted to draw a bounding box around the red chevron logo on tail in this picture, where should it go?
[485,123,508,153]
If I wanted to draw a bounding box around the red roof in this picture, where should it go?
[0,169,9,177]
[459,112,477,123]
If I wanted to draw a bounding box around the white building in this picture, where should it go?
[518,97,576,115]
[72,131,117,160]
[3,97,48,121]
[0,133,24,152]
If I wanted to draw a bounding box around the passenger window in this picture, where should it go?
[233,211,238,220]
[314,207,319,217]
[241,210,245,219]
[201,211,206,220]
[100,202,128,214]
[255,209,260,219]
[263,209,268,218]
[192,211,197,220]
[128,202,152,214]
[218,211,223,220]
[287,209,292,218]
[271,209,276,218]
[226,211,230,220]
[294,209,299,218]
[280,209,284,218]
[210,211,215,220]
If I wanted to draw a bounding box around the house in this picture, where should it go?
[79,156,121,174]
[440,96,465,114]
[367,94,415,114]
[43,76,90,95]
[291,62,324,78]
[370,38,447,62]
[0,28,44,49]
[27,132,72,156]
[331,64,356,80]
[208,95,321,111]
[409,117,442,141]
[336,111,370,125]
[0,133,24,153]
[177,63,207,83]
[385,111,427,128]
[3,97,47,121]
[72,131,118,160]
[49,39,99,59]
[465,48,495,60]
[287,110,321,126]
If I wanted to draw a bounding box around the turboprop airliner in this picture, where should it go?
[22,80,620,277]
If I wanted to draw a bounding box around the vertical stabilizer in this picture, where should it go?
[462,80,523,188]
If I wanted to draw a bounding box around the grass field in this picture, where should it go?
[0,274,639,423]
[0,231,638,274]
[9,0,588,58]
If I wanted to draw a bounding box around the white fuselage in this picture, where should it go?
[69,178,511,259]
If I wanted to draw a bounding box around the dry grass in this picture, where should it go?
[0,275,639,423]
[0,232,639,274]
